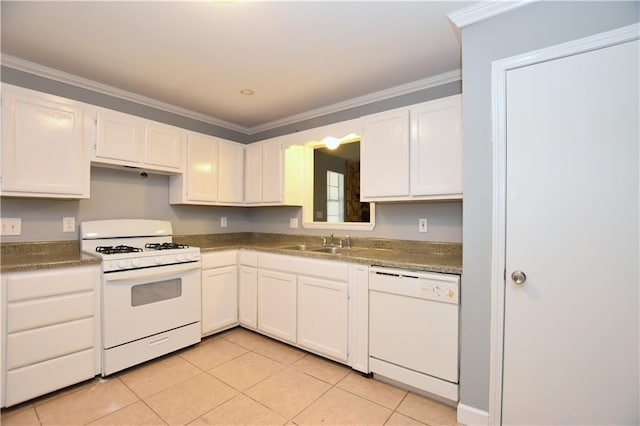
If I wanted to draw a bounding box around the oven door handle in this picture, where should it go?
[104,262,201,284]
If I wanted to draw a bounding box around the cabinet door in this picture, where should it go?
[218,140,244,203]
[297,276,348,362]
[96,109,144,164]
[1,87,89,197]
[238,266,258,329]
[145,122,183,170]
[410,95,462,196]
[186,133,218,202]
[360,109,410,199]
[201,266,238,335]
[261,140,283,203]
[244,143,262,203]
[257,269,296,343]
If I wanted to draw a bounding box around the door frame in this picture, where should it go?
[488,23,639,425]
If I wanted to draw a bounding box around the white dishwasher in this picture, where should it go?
[368,266,460,402]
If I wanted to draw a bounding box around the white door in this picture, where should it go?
[502,39,639,424]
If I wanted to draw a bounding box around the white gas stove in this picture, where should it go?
[81,219,200,272]
[80,219,202,376]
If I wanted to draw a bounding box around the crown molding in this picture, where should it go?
[1,54,252,134]
[1,54,460,136]
[448,0,537,29]
[248,69,461,134]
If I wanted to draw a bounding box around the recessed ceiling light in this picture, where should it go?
[240,89,254,96]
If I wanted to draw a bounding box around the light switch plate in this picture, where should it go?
[419,218,428,233]
[63,217,76,233]
[290,218,299,229]
[220,217,228,228]
[1,218,22,236]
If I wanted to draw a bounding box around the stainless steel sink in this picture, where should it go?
[279,244,315,251]
[280,244,357,255]
[310,246,352,254]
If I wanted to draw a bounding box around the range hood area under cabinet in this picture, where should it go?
[1,83,462,205]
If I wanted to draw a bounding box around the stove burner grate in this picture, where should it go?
[96,245,144,255]
[145,242,190,250]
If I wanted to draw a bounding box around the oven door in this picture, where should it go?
[102,262,201,349]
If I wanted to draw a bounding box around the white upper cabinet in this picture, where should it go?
[244,143,263,203]
[410,95,462,197]
[217,140,244,204]
[360,94,462,201]
[94,108,184,173]
[1,84,91,198]
[95,109,144,165]
[360,108,410,199]
[244,138,304,206]
[169,133,244,205]
[145,122,183,170]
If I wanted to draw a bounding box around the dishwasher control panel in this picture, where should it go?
[369,266,459,304]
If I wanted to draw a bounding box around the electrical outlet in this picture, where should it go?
[220,217,228,228]
[289,218,299,229]
[1,218,22,236]
[419,218,428,233]
[63,217,76,233]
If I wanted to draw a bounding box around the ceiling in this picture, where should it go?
[1,1,474,134]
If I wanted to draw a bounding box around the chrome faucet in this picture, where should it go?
[339,235,351,249]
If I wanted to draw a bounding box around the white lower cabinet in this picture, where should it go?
[257,269,297,344]
[201,251,239,336]
[238,266,258,329]
[2,265,100,408]
[297,276,348,362]
[198,251,369,373]
[254,252,368,371]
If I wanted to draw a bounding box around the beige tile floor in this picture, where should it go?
[1,328,461,426]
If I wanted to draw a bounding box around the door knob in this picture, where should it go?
[511,270,527,284]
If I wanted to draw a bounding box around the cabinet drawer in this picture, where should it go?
[7,266,96,302]
[5,349,95,407]
[238,250,258,266]
[259,253,349,281]
[201,251,237,269]
[7,317,94,370]
[7,291,94,333]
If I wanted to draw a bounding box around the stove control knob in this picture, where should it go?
[176,254,185,262]
[186,253,195,261]
[155,257,164,265]
[131,259,141,268]
[117,260,129,269]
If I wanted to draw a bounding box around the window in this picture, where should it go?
[326,170,344,223]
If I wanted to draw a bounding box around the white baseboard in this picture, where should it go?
[457,403,489,426]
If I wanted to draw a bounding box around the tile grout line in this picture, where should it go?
[110,376,169,426]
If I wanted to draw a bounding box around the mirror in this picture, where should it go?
[303,138,375,230]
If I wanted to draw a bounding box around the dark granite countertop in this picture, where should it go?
[0,241,101,273]
[175,233,462,275]
[0,233,461,275]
